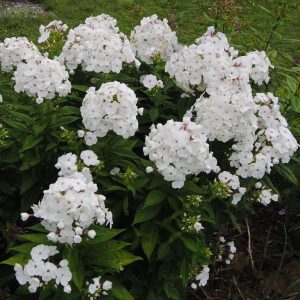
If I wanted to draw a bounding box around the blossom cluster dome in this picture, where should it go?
[14,245,72,293]
[130,14,179,64]
[80,81,142,143]
[166,26,273,95]
[229,93,298,178]
[165,26,234,94]
[59,14,135,73]
[13,56,71,103]
[0,37,40,72]
[30,153,113,244]
[144,117,219,188]
[38,20,68,43]
[186,91,258,142]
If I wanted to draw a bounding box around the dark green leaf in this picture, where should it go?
[110,279,134,300]
[132,204,161,225]
[143,189,166,208]
[63,247,84,291]
[141,223,159,259]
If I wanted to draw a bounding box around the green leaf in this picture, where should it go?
[11,242,37,254]
[275,164,298,185]
[89,246,142,269]
[180,257,189,285]
[263,176,280,195]
[28,223,49,233]
[227,211,241,233]
[84,225,124,245]
[256,4,276,17]
[180,235,198,252]
[2,118,29,131]
[22,135,44,151]
[6,110,35,124]
[63,247,84,291]
[111,148,139,160]
[132,204,161,225]
[17,234,49,244]
[143,189,166,208]
[149,107,159,122]
[110,279,134,300]
[141,223,159,259]
[72,84,89,92]
[1,253,28,266]
[157,241,170,260]
[55,116,80,126]
[286,76,299,93]
[164,282,180,300]
[20,170,38,194]
[183,181,203,194]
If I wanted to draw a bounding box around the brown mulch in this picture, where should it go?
[190,203,300,300]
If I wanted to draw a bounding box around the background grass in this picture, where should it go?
[0,0,299,60]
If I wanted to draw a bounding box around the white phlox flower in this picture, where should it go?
[14,245,72,294]
[191,265,210,289]
[59,14,135,73]
[27,153,113,244]
[38,20,68,43]
[144,117,218,189]
[229,93,298,179]
[80,81,141,142]
[0,37,40,72]
[13,56,71,103]
[87,277,112,298]
[140,74,164,90]
[217,171,246,205]
[130,14,179,64]
[80,150,100,166]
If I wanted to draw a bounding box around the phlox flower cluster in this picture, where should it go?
[13,56,71,104]
[233,51,273,85]
[80,81,142,144]
[218,171,246,205]
[140,74,164,90]
[59,14,135,73]
[130,14,179,64]
[186,91,257,143]
[217,237,237,265]
[144,117,219,188]
[38,20,68,43]
[180,213,204,233]
[87,277,112,299]
[254,181,278,206]
[165,26,232,94]
[166,26,272,94]
[0,37,40,72]
[14,245,72,293]
[229,93,298,178]
[191,265,210,289]
[29,152,113,244]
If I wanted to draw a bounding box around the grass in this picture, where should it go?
[0,0,299,60]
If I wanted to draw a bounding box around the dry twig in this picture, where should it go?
[245,218,256,272]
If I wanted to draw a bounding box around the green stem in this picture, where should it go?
[264,1,287,52]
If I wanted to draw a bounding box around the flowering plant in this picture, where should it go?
[0,13,298,299]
